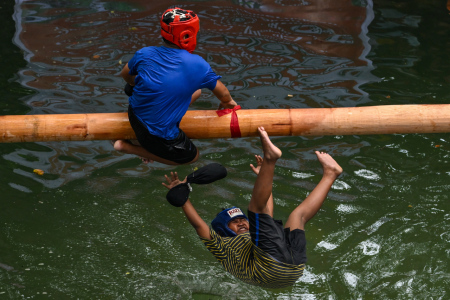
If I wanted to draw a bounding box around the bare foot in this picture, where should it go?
[113,139,132,152]
[315,151,343,179]
[257,126,281,161]
[113,140,153,163]
[250,155,263,175]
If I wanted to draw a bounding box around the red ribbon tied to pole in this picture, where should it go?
[216,105,242,138]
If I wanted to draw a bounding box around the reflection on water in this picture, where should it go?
[15,0,375,112]
[10,0,375,188]
[1,0,450,298]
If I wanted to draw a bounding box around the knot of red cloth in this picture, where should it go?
[216,105,242,138]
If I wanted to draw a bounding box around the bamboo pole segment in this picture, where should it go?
[0,113,135,143]
[0,104,449,143]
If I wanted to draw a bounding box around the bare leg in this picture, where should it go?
[284,151,343,231]
[248,127,282,216]
[113,140,199,165]
[250,155,274,216]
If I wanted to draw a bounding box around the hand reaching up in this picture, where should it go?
[250,155,263,175]
[162,172,187,190]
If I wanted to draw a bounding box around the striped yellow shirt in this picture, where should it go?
[200,228,304,288]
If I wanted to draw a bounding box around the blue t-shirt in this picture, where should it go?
[127,46,221,140]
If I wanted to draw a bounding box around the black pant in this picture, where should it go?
[128,106,197,164]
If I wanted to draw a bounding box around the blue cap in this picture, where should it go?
[211,207,249,237]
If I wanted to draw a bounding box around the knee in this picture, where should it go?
[295,211,308,228]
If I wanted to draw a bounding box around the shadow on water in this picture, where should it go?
[1,0,450,299]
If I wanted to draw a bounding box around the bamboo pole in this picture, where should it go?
[0,104,449,143]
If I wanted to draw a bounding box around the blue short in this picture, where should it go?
[248,210,307,265]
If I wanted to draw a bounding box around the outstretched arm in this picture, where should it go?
[213,80,237,109]
[182,200,211,240]
[120,63,136,86]
[162,172,211,240]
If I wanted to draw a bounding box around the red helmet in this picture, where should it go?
[160,7,200,53]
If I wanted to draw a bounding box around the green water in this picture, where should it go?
[1,0,450,299]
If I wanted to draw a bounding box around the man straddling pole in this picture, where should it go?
[115,7,237,165]
[162,127,343,288]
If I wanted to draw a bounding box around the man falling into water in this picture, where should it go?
[162,127,343,288]
[114,7,237,165]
